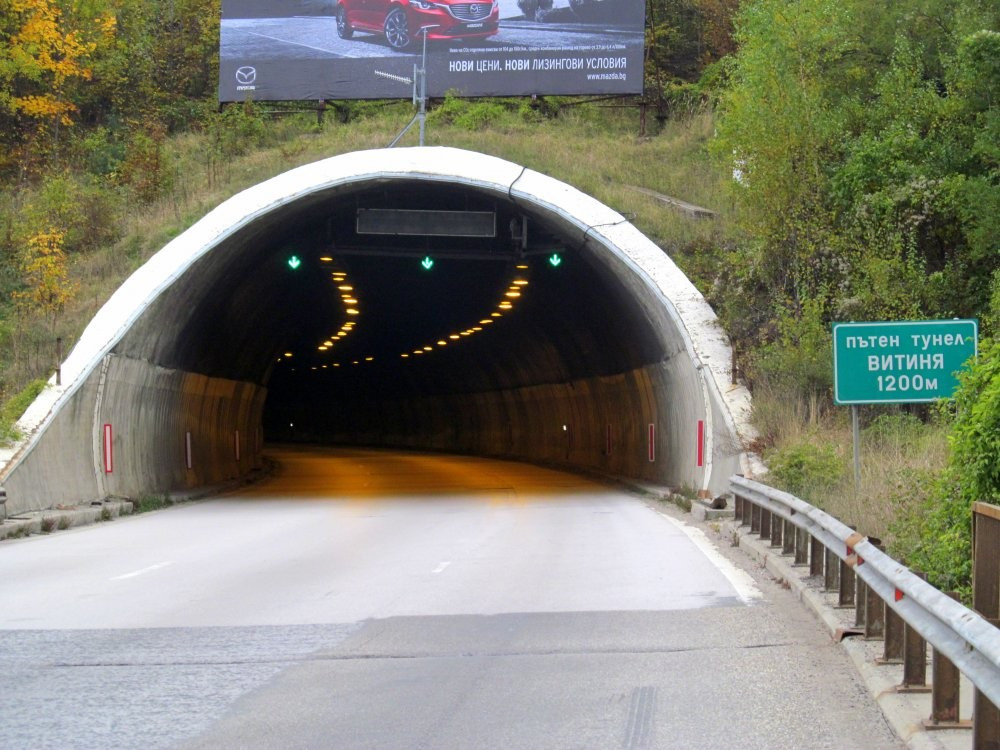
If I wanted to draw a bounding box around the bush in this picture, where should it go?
[764,440,842,502]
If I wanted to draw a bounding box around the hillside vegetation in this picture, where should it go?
[1,0,999,596]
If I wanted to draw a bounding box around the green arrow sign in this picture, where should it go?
[421,256,434,270]
[548,253,562,267]
[287,255,302,270]
[833,320,977,404]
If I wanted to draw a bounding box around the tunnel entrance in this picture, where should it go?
[0,147,753,515]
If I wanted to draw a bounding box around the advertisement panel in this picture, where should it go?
[218,0,645,101]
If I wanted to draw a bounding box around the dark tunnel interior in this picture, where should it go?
[115,179,668,444]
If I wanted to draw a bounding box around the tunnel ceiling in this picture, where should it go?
[113,178,668,408]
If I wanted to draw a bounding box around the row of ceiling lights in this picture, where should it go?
[277,257,531,372]
[399,264,529,361]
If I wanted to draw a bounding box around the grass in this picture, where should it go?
[752,385,950,555]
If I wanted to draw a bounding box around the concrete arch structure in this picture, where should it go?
[0,147,756,516]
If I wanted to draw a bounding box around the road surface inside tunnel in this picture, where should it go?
[0,446,901,749]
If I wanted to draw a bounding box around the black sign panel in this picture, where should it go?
[218,0,644,101]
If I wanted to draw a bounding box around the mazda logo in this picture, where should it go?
[470,3,482,12]
[235,66,257,85]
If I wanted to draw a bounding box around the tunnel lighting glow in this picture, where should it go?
[414,350,423,355]
[337,285,353,291]
[498,302,512,310]
[401,353,409,358]
[323,340,333,346]
[513,279,528,286]
[365,356,374,362]
[516,264,528,269]
[479,319,493,325]
[284,352,293,357]
[317,346,328,351]
[449,334,460,340]
[320,257,333,262]
[346,309,359,315]
[505,291,521,298]
[321,365,328,368]
[437,340,447,346]
[472,327,482,332]
[423,346,432,351]
[333,363,341,367]
[491,312,502,317]
[342,297,358,304]
[460,331,471,337]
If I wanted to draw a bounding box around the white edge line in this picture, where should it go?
[111,561,173,581]
[662,515,762,603]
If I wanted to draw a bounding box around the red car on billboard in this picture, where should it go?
[335,0,499,51]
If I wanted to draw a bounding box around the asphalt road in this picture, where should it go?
[0,447,902,749]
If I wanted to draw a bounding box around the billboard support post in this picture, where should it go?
[388,26,436,148]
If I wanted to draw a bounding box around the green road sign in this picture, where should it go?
[287,255,302,270]
[833,320,977,404]
[420,256,434,270]
[548,253,562,267]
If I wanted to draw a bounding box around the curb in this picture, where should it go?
[718,518,974,750]
[0,499,134,541]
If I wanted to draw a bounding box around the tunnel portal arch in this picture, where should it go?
[0,147,755,515]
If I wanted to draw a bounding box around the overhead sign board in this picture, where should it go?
[218,0,645,101]
[833,320,978,405]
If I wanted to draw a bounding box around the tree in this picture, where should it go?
[12,228,76,333]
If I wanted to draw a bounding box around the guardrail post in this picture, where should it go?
[864,575,885,640]
[897,571,929,693]
[925,592,967,729]
[794,527,809,566]
[863,539,886,640]
[734,494,745,524]
[824,547,840,592]
[759,507,771,541]
[750,502,760,533]
[880,602,904,664]
[769,513,782,548]
[782,519,795,555]
[856,576,867,627]
[973,618,1000,749]
[839,556,856,608]
[809,535,823,577]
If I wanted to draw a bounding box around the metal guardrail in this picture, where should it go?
[729,475,1000,721]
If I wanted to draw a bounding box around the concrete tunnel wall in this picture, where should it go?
[0,147,756,515]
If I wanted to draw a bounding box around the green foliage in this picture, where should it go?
[888,469,971,600]
[134,494,172,513]
[0,378,46,444]
[950,338,1000,506]
[764,440,842,503]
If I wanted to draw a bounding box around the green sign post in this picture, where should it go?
[833,319,977,490]
[833,319,978,405]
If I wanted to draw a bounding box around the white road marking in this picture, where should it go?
[432,562,451,574]
[111,561,173,581]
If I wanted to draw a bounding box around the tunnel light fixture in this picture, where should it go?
[365,356,374,362]
[449,334,460,340]
[320,256,333,262]
[401,353,410,358]
[479,319,493,325]
[337,285,353,291]
[513,279,528,286]
[423,346,433,351]
[516,264,528,270]
[317,346,328,351]
[346,309,359,316]
[505,291,521,298]
[498,302,512,310]
[284,352,293,357]
[437,340,447,346]
[472,327,482,332]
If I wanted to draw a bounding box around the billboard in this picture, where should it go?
[218,0,645,101]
